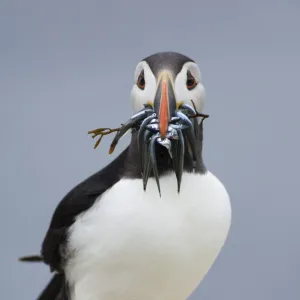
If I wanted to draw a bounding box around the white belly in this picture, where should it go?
[66,171,231,300]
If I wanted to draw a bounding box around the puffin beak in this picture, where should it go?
[153,71,177,139]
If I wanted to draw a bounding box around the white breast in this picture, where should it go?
[66,171,231,300]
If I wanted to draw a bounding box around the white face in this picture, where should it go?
[131,61,206,116]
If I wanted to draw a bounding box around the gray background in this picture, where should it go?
[1,0,299,299]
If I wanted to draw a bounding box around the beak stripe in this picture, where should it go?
[159,80,169,138]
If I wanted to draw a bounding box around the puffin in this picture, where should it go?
[20,51,232,300]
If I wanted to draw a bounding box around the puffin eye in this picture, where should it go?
[186,71,197,90]
[137,70,145,90]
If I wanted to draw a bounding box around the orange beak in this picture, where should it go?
[153,72,176,139]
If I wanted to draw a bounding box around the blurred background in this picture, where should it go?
[1,1,299,299]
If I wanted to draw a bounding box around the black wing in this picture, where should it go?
[41,147,128,272]
[37,274,67,300]
[21,148,129,300]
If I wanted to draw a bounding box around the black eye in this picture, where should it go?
[186,71,197,90]
[137,70,145,90]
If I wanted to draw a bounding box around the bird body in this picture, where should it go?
[67,171,231,300]
[21,51,232,300]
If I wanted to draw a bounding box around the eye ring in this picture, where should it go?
[186,71,197,90]
[137,70,145,90]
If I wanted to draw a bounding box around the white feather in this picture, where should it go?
[174,62,206,115]
[131,61,157,113]
[66,171,231,300]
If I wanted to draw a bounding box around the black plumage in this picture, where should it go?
[143,51,194,76]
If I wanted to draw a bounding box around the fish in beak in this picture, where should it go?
[88,70,209,196]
